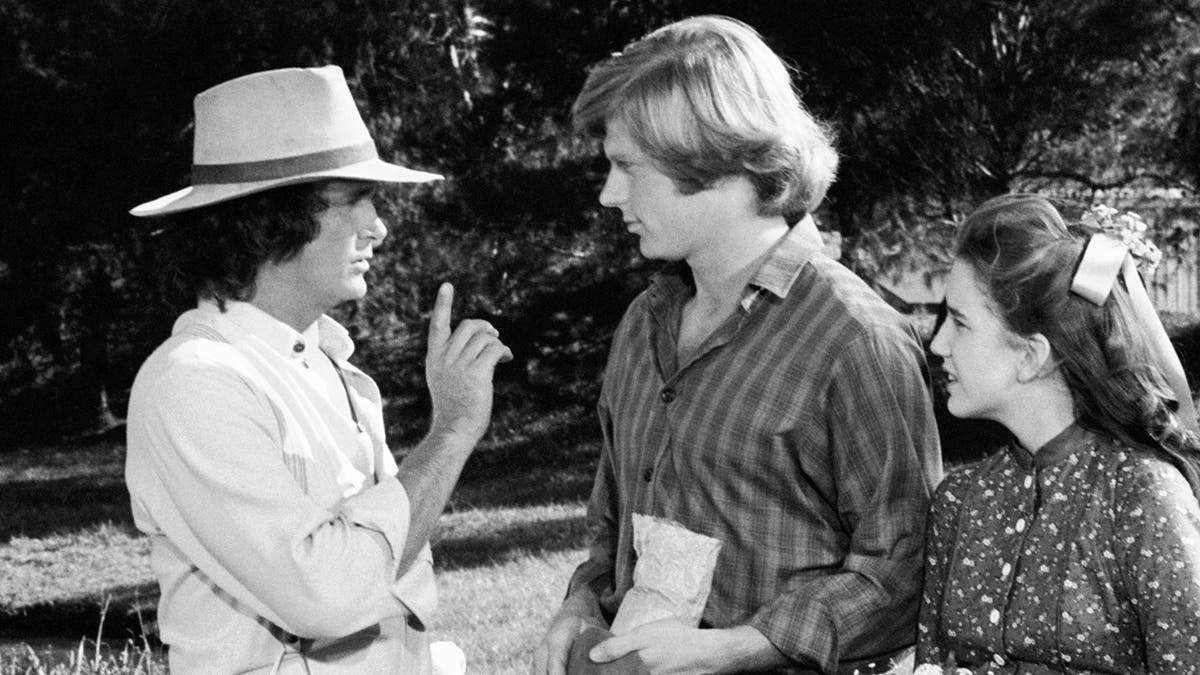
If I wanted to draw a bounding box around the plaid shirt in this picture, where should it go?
[568,223,943,673]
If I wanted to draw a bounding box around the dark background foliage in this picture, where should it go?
[2,0,1199,459]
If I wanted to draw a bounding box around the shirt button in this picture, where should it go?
[1001,562,1012,577]
[1023,475,1033,489]
[659,388,676,403]
[989,609,1001,624]
[1015,518,1026,532]
[993,654,1006,666]
[292,340,305,353]
[642,467,653,482]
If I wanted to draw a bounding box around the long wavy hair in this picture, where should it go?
[158,182,328,310]
[956,194,1200,464]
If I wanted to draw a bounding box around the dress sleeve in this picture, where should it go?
[747,328,943,672]
[916,471,970,668]
[1111,455,1200,674]
[125,354,411,639]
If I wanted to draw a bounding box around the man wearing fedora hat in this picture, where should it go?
[125,65,507,673]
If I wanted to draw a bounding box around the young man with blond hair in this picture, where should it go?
[534,16,942,675]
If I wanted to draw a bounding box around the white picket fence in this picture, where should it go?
[1149,257,1200,315]
[874,253,1200,318]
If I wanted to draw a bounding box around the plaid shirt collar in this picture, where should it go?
[646,214,826,314]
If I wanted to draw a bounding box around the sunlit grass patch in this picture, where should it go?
[433,546,586,674]
[0,522,152,611]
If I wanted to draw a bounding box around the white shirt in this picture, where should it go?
[126,301,435,674]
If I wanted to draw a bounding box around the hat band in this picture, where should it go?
[191,142,378,184]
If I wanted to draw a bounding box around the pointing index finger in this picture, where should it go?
[428,282,453,348]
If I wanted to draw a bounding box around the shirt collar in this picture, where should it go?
[192,300,355,361]
[316,314,355,362]
[646,214,826,311]
[748,214,824,300]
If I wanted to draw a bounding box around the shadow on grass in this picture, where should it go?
[1,404,602,543]
[0,477,133,543]
[445,406,601,511]
[433,514,588,572]
[0,582,160,643]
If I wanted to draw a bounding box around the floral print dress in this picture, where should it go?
[916,423,1200,674]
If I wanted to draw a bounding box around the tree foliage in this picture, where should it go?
[2,0,1199,441]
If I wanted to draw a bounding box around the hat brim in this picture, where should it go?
[130,158,442,217]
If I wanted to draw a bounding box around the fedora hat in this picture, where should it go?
[131,65,441,217]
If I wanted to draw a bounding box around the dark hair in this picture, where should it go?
[956,193,1199,459]
[158,182,328,309]
[571,15,837,223]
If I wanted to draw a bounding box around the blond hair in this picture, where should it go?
[572,15,838,222]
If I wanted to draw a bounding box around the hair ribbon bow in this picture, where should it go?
[1070,205,1161,306]
[1070,205,1198,433]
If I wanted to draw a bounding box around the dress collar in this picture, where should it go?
[1009,421,1092,470]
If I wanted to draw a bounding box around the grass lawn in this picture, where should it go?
[0,406,601,673]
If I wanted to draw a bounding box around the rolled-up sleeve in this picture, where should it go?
[748,330,941,672]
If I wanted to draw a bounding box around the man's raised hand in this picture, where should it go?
[424,282,512,444]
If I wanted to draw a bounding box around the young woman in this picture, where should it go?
[916,194,1200,673]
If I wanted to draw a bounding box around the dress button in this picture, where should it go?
[292,340,305,353]
[660,388,676,403]
[642,467,653,482]
[1023,475,1033,489]
[1001,562,1012,577]
[1015,518,1026,532]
